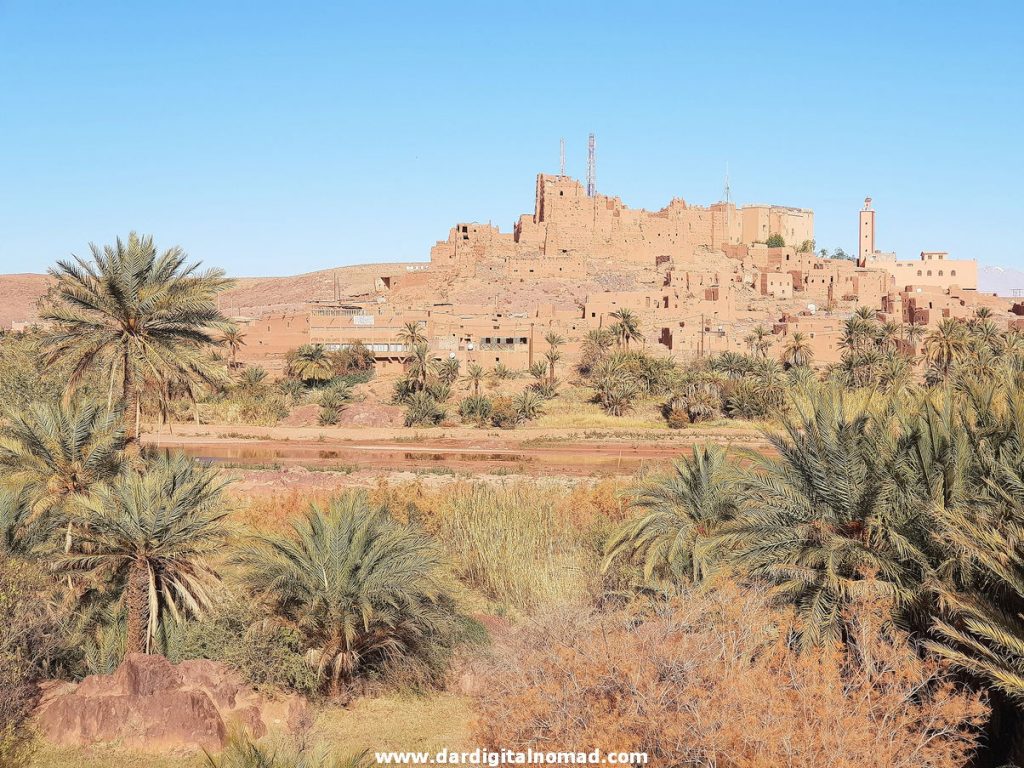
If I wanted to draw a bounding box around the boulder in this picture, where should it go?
[35,654,268,751]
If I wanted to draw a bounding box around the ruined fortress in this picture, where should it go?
[235,173,1009,374]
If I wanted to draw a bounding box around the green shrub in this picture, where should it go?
[404,391,446,427]
[164,598,319,696]
[492,363,516,380]
[458,395,493,425]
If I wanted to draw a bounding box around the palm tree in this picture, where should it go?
[0,487,60,557]
[605,445,737,584]
[404,342,432,391]
[0,398,125,524]
[222,326,246,369]
[710,351,753,380]
[290,344,334,384]
[436,356,460,385]
[583,328,614,355]
[841,314,876,354]
[743,325,773,358]
[877,320,901,352]
[782,332,813,368]
[463,363,485,396]
[609,309,643,349]
[904,321,926,351]
[543,332,566,384]
[968,318,1002,353]
[237,366,268,390]
[924,319,969,379]
[912,383,1024,701]
[42,233,232,445]
[721,388,926,647]
[397,321,427,349]
[231,493,449,696]
[59,455,228,654]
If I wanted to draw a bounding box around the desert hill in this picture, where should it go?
[0,262,421,329]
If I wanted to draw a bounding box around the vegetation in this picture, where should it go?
[9,243,1024,766]
[232,493,459,696]
[604,445,736,585]
[60,455,228,654]
[41,233,232,444]
[475,585,986,768]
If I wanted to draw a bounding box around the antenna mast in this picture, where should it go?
[723,162,731,204]
[559,137,566,176]
[586,133,596,196]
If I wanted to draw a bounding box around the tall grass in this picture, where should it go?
[430,483,598,611]
[532,387,667,430]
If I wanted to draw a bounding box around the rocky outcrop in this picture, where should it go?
[35,654,279,751]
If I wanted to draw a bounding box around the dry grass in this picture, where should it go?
[532,388,668,430]
[313,693,472,755]
[226,478,633,616]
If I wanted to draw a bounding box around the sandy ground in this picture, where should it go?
[142,420,770,493]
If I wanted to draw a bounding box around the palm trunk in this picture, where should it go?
[125,559,149,654]
[123,352,140,452]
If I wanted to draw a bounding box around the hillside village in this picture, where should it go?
[222,173,1016,376]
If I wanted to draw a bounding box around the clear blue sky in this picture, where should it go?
[1,1,1022,276]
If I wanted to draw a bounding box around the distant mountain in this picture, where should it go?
[980,265,1024,296]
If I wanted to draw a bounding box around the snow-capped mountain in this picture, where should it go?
[979,265,1024,296]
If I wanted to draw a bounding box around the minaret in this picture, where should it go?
[858,197,875,266]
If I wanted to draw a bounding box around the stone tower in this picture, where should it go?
[858,196,875,266]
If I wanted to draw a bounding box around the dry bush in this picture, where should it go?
[0,558,64,767]
[473,583,987,768]
[228,488,336,531]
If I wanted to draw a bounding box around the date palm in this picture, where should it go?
[513,389,545,422]
[609,309,643,350]
[605,445,737,585]
[920,382,1024,700]
[904,321,926,351]
[744,325,773,358]
[721,388,925,647]
[397,321,427,349]
[924,319,969,379]
[42,233,232,445]
[436,356,460,385]
[222,326,246,369]
[232,493,449,696]
[710,351,753,380]
[404,342,432,391]
[0,398,125,530]
[0,487,61,557]
[782,332,813,368]
[59,454,228,655]
[543,332,566,384]
[463,363,485,396]
[290,344,334,384]
[877,320,902,352]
